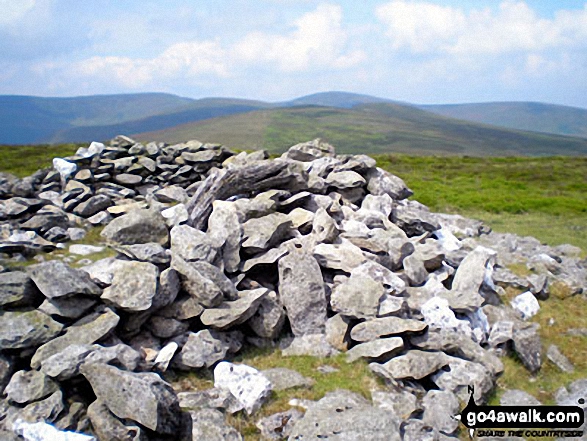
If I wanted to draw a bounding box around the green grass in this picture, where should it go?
[0,144,80,177]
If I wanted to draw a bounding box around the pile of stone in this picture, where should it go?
[0,135,234,258]
[0,137,585,440]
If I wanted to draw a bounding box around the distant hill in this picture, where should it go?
[283,91,394,108]
[135,103,587,156]
[0,93,194,144]
[420,102,587,139]
[49,98,272,144]
[1,91,587,155]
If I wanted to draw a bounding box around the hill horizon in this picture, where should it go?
[2,91,587,156]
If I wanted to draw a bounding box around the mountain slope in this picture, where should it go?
[135,103,587,156]
[49,99,272,144]
[420,102,587,139]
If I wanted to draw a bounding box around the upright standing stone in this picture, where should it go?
[278,244,327,336]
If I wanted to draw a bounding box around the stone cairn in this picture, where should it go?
[0,136,585,440]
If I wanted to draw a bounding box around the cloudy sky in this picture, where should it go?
[1,0,586,107]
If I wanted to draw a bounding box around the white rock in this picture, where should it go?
[9,231,37,242]
[154,342,178,372]
[52,158,77,180]
[75,142,105,158]
[420,296,472,338]
[432,228,461,252]
[511,291,540,320]
[161,204,188,227]
[38,191,63,207]
[214,362,272,415]
[68,244,105,256]
[67,228,86,241]
[13,419,95,441]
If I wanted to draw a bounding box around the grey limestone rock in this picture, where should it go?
[87,399,145,441]
[81,363,181,435]
[371,389,419,420]
[432,356,495,403]
[379,350,448,380]
[313,240,367,273]
[282,138,335,162]
[446,246,496,312]
[31,307,119,369]
[512,323,542,373]
[5,370,58,404]
[170,253,224,308]
[546,344,574,373]
[101,261,159,311]
[242,212,293,253]
[288,389,401,441]
[170,224,217,262]
[101,208,169,246]
[421,390,460,435]
[0,271,41,307]
[346,337,404,363]
[278,245,327,336]
[0,309,63,350]
[27,260,101,299]
[281,334,339,357]
[248,291,286,339]
[365,167,412,200]
[174,329,232,369]
[325,313,351,351]
[189,408,243,441]
[38,296,97,319]
[330,273,385,319]
[350,316,427,342]
[257,409,303,440]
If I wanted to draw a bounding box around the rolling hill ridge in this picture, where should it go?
[135,103,587,156]
[2,91,587,156]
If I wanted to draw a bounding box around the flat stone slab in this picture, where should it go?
[346,337,404,363]
[350,317,427,342]
[379,350,448,380]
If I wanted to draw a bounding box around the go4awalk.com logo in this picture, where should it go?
[456,387,585,439]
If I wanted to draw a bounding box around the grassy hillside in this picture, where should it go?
[421,102,587,139]
[136,104,587,156]
[0,144,80,177]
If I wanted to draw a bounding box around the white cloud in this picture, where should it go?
[36,3,363,92]
[0,0,36,25]
[233,3,365,71]
[70,40,229,88]
[376,0,587,55]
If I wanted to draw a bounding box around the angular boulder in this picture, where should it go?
[81,363,181,435]
[101,209,169,246]
[278,245,327,336]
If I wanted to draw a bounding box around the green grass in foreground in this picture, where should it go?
[0,144,80,177]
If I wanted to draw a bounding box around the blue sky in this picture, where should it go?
[1,0,586,107]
